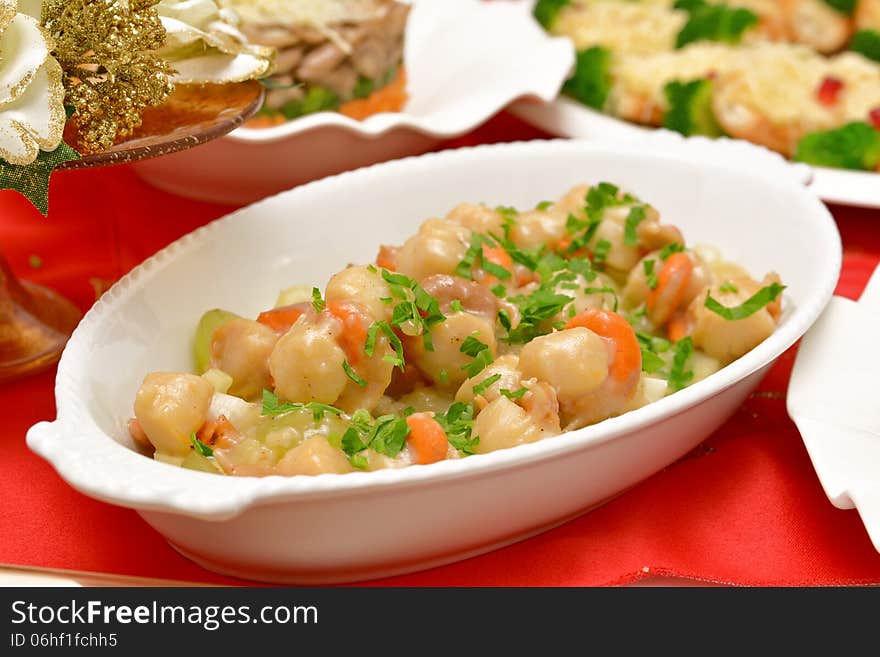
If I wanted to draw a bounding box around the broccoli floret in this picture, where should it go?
[851,30,880,63]
[794,122,880,171]
[533,0,571,30]
[822,0,857,15]
[280,86,339,119]
[663,79,725,137]
[563,47,613,111]
[673,0,709,10]
[675,2,758,48]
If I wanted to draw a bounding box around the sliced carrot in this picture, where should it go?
[405,413,448,465]
[376,244,398,271]
[327,300,370,364]
[482,245,513,271]
[339,68,408,121]
[257,303,308,334]
[565,309,641,385]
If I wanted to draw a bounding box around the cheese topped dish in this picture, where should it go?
[221,0,410,125]
[535,0,880,172]
[128,182,784,477]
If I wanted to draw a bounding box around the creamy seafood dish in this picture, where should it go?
[128,183,784,477]
[222,0,409,124]
[535,0,880,172]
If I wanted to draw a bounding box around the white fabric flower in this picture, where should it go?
[0,0,65,165]
[155,0,274,83]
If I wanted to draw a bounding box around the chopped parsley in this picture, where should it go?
[583,286,619,311]
[500,387,529,400]
[460,335,494,378]
[365,320,405,369]
[311,287,325,313]
[704,282,785,321]
[643,259,658,289]
[381,269,445,351]
[719,281,739,294]
[491,284,507,298]
[536,200,554,210]
[472,373,502,396]
[659,242,686,260]
[343,360,367,387]
[190,432,213,457]
[261,389,344,420]
[636,332,671,375]
[623,205,647,245]
[593,238,612,267]
[450,299,464,313]
[503,287,574,344]
[668,337,695,392]
[340,412,412,465]
[435,402,479,455]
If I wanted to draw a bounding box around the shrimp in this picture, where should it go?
[623,250,713,328]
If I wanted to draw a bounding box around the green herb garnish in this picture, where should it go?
[704,282,785,320]
[500,387,529,400]
[719,281,739,294]
[311,287,325,313]
[624,205,647,246]
[190,432,213,457]
[668,337,695,392]
[460,335,494,378]
[472,373,502,396]
[435,402,479,455]
[659,242,686,260]
[593,238,612,267]
[644,259,658,290]
[343,360,367,387]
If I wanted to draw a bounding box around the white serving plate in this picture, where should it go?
[27,140,840,584]
[511,96,880,209]
[788,266,880,553]
[131,0,574,205]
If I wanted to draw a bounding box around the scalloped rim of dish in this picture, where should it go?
[224,81,568,143]
[510,96,880,208]
[27,139,841,521]
[224,0,573,144]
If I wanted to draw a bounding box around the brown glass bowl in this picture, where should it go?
[58,80,265,170]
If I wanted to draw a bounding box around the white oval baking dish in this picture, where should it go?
[28,139,840,583]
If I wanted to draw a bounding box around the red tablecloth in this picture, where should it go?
[3,112,880,586]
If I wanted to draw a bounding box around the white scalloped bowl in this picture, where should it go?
[131,0,575,205]
[28,140,840,584]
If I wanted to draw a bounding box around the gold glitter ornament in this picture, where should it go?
[41,0,175,153]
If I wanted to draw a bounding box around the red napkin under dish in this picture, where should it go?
[2,113,880,586]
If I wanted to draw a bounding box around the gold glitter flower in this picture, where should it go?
[41,0,176,154]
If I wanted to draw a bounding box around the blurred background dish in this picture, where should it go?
[514,0,880,208]
[130,0,576,205]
